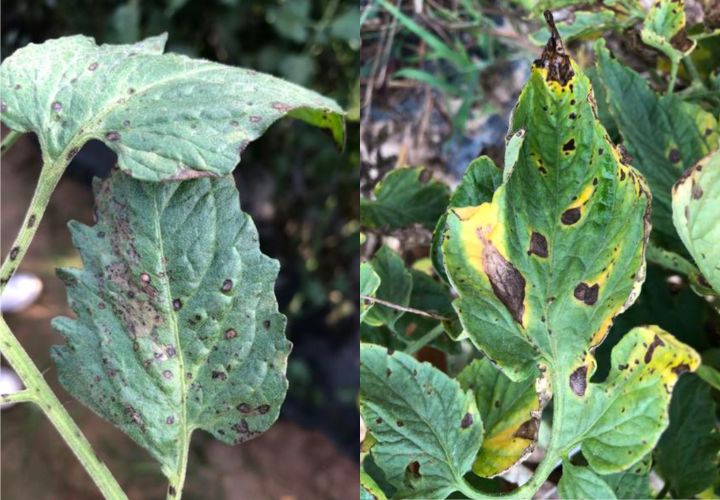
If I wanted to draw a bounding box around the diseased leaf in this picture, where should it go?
[442,25,651,381]
[557,326,700,474]
[361,167,450,230]
[655,374,720,498]
[362,246,413,331]
[456,358,546,478]
[52,172,291,485]
[594,39,718,249]
[530,10,623,45]
[359,344,482,498]
[641,0,696,63]
[0,34,344,181]
[439,20,701,479]
[602,455,651,499]
[361,262,381,322]
[558,461,617,500]
[431,156,503,284]
[672,150,720,294]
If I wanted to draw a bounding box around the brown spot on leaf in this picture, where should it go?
[237,403,252,413]
[172,299,182,311]
[569,365,587,396]
[691,179,704,199]
[249,116,261,123]
[9,247,19,260]
[222,279,233,292]
[225,328,237,340]
[212,370,227,380]
[263,320,271,330]
[528,232,548,258]
[669,149,681,163]
[671,363,690,375]
[88,62,99,71]
[476,227,526,324]
[163,370,173,379]
[561,207,581,225]
[460,413,474,429]
[166,416,175,425]
[562,139,575,152]
[644,334,665,363]
[534,11,574,86]
[106,131,121,142]
[51,101,62,112]
[272,102,293,112]
[513,419,539,440]
[574,282,599,305]
[257,404,270,414]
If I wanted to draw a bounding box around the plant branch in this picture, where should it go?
[0,388,36,404]
[0,316,127,499]
[361,295,449,321]
[1,129,22,156]
[0,157,66,293]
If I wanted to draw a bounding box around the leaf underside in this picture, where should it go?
[52,171,291,480]
[0,34,345,181]
[672,150,720,294]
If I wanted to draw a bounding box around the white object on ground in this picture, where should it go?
[0,272,43,313]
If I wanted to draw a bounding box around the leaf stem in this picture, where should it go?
[1,129,22,156]
[0,316,127,499]
[361,294,450,321]
[0,388,36,404]
[0,158,66,293]
[166,436,191,499]
[667,57,679,94]
[405,323,446,354]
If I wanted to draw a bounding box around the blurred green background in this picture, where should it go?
[1,0,359,498]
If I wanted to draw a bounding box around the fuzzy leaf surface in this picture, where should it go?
[456,358,545,478]
[594,40,718,249]
[672,150,720,293]
[0,34,344,181]
[359,344,482,498]
[52,172,291,481]
[361,167,450,230]
[442,36,651,381]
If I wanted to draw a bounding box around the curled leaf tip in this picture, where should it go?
[535,10,574,86]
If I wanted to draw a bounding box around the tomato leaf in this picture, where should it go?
[0,34,345,181]
[594,39,718,250]
[52,172,291,484]
[361,167,450,230]
[641,0,696,63]
[362,246,412,330]
[672,150,720,294]
[456,358,547,478]
[558,461,617,500]
[361,262,382,322]
[360,344,482,498]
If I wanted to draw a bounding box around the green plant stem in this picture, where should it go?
[0,158,65,293]
[405,324,446,354]
[667,57,679,94]
[682,56,705,89]
[0,388,36,404]
[167,437,191,500]
[0,316,127,499]
[1,129,22,155]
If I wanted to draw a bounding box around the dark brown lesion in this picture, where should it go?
[574,282,599,305]
[528,231,549,258]
[513,418,539,440]
[533,11,574,86]
[569,365,587,396]
[476,227,526,325]
[561,207,581,225]
[644,334,665,363]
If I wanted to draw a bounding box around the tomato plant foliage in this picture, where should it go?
[360,11,718,500]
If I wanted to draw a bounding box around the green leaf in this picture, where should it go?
[530,10,624,45]
[359,344,482,498]
[557,326,700,474]
[360,468,388,500]
[51,172,291,484]
[558,461,617,500]
[641,0,696,63]
[654,374,720,497]
[363,246,413,330]
[602,455,651,499]
[672,150,720,294]
[456,358,546,478]
[361,262,381,322]
[361,167,450,230]
[594,39,718,249]
[442,32,652,381]
[0,34,345,181]
[431,156,503,284]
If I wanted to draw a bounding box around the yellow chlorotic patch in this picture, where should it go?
[456,202,507,276]
[624,326,700,387]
